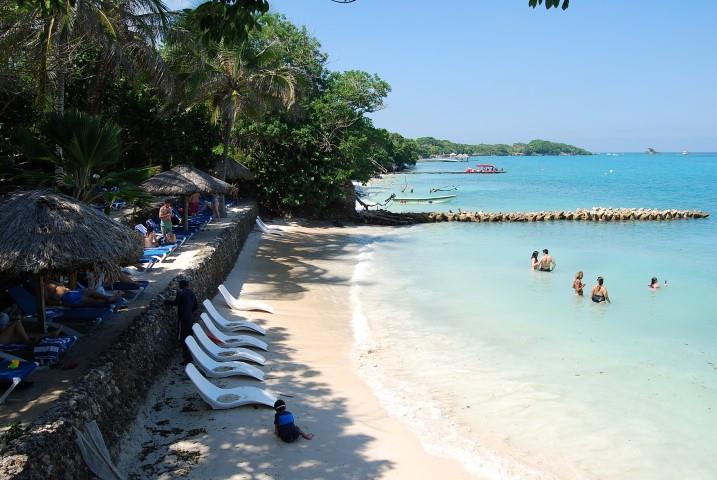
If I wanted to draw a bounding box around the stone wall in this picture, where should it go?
[358,207,710,225]
[0,207,258,480]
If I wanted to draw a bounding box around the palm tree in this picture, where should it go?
[5,0,170,113]
[167,25,299,215]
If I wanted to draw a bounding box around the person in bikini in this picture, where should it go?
[573,271,585,296]
[45,280,123,307]
[591,276,610,303]
[537,249,556,272]
[531,251,539,270]
[0,312,63,345]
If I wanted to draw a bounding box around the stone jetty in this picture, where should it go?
[358,208,709,226]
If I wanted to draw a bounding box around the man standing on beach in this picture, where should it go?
[159,199,173,236]
[538,249,556,272]
[164,279,198,364]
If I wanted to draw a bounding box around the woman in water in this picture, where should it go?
[591,276,610,303]
[649,277,660,290]
[531,251,539,270]
[573,271,585,296]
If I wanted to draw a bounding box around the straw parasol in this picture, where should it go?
[220,159,255,182]
[0,190,143,331]
[141,164,234,230]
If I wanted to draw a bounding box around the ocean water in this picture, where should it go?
[353,154,717,479]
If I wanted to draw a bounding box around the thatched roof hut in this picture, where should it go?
[141,164,233,196]
[220,159,255,182]
[0,190,142,276]
[141,164,235,229]
[0,190,143,330]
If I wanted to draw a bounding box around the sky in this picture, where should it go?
[166,0,717,152]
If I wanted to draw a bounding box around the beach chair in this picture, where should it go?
[255,218,283,236]
[185,363,275,410]
[0,359,38,404]
[191,324,266,365]
[185,337,264,381]
[202,299,266,335]
[199,313,268,351]
[256,217,284,235]
[1,335,78,366]
[218,284,275,314]
[8,285,113,324]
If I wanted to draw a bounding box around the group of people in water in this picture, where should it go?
[531,249,666,304]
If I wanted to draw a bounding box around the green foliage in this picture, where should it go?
[187,0,269,45]
[528,0,569,10]
[414,137,590,157]
[18,111,153,206]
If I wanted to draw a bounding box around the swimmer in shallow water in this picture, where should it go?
[649,277,665,290]
[573,271,585,296]
[531,250,539,270]
[537,249,556,272]
[591,276,610,303]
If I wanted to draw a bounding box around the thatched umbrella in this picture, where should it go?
[140,164,234,231]
[220,159,255,182]
[0,190,143,331]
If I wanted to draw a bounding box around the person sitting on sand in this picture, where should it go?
[45,280,123,307]
[591,277,610,303]
[0,312,63,345]
[531,251,539,270]
[573,271,585,296]
[537,249,556,272]
[274,399,314,442]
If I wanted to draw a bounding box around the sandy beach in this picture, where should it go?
[118,224,475,479]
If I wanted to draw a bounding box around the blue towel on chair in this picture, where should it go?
[33,335,78,365]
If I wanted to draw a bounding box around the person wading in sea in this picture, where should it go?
[537,249,556,272]
[591,276,611,303]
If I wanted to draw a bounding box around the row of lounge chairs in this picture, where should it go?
[184,285,278,409]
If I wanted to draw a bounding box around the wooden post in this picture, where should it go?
[34,275,47,333]
[68,271,77,289]
[184,195,190,233]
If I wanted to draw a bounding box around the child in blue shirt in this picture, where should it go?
[274,399,314,442]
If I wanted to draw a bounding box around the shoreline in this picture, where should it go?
[118,224,475,479]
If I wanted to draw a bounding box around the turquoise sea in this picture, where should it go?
[355,154,716,479]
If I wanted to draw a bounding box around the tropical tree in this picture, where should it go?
[4,0,170,113]
[528,0,569,9]
[18,110,153,207]
[167,16,300,214]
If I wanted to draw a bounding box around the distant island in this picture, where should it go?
[415,137,592,158]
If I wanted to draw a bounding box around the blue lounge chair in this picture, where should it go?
[0,359,38,404]
[8,285,114,323]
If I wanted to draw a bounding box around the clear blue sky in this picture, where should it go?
[167,0,717,152]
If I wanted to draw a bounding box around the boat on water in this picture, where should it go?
[391,194,457,205]
[682,150,689,155]
[465,164,506,174]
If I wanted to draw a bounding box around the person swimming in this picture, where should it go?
[649,277,661,290]
[531,251,539,270]
[573,271,585,296]
[591,276,610,303]
[537,249,556,272]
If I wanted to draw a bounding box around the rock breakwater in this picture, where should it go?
[358,208,709,226]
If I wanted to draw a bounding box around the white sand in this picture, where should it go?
[118,224,476,479]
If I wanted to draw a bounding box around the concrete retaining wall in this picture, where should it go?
[0,207,257,479]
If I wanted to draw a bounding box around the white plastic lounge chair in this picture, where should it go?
[256,217,284,235]
[218,284,275,314]
[185,363,276,410]
[185,336,264,381]
[199,313,268,351]
[202,299,266,335]
[192,324,266,365]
